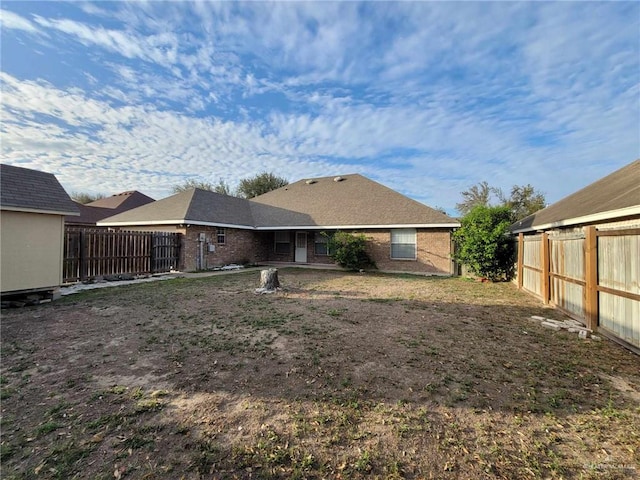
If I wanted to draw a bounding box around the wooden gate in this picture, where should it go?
[64,229,181,283]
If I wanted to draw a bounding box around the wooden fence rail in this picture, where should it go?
[64,229,181,283]
[517,226,640,353]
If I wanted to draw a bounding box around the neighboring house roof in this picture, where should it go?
[66,191,155,225]
[512,159,640,233]
[86,190,155,209]
[0,164,79,216]
[99,174,459,230]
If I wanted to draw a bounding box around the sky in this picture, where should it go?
[1,1,638,215]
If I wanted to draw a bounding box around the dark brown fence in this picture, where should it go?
[64,229,181,283]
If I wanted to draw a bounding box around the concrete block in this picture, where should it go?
[544,319,565,326]
[530,315,546,321]
[542,322,561,331]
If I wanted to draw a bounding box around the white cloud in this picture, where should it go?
[0,9,39,33]
[1,2,637,213]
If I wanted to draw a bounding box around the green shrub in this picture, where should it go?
[453,205,515,281]
[327,232,376,271]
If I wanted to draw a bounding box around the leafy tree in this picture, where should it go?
[172,179,214,194]
[212,179,233,196]
[500,184,546,221]
[455,181,493,216]
[456,181,545,221]
[327,232,376,271]
[172,178,234,195]
[453,205,515,281]
[71,192,106,204]
[237,172,288,199]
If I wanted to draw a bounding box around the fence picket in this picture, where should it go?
[63,228,180,283]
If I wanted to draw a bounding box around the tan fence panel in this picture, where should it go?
[522,235,542,297]
[599,292,639,348]
[549,235,585,319]
[598,234,639,294]
[598,233,640,348]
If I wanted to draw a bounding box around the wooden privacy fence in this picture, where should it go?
[64,229,181,283]
[517,226,640,352]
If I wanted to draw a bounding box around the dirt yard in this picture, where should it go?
[1,269,638,479]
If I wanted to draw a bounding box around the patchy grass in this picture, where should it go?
[1,269,638,479]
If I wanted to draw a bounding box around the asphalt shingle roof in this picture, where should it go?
[86,191,154,210]
[100,174,460,229]
[1,164,79,215]
[100,189,256,227]
[250,174,458,227]
[66,191,155,225]
[512,159,640,232]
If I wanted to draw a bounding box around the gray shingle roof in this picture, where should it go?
[99,174,460,229]
[100,189,256,227]
[1,164,79,215]
[512,159,640,233]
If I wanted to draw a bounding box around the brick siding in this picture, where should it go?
[264,228,454,274]
[183,226,264,271]
[113,225,454,274]
[362,228,453,274]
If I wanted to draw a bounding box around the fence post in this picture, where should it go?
[541,232,550,304]
[79,230,87,282]
[517,233,524,289]
[584,226,598,330]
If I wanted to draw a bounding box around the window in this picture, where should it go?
[274,231,290,254]
[314,232,331,255]
[391,228,416,259]
[216,227,226,244]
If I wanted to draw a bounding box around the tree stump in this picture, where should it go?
[258,268,280,292]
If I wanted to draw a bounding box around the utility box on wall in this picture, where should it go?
[208,243,215,252]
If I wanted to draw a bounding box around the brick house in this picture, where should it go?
[99,174,460,275]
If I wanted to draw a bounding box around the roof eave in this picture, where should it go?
[97,220,460,230]
[511,205,640,234]
[1,205,80,216]
[97,219,256,230]
[255,223,461,230]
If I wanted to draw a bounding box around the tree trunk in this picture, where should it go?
[259,268,280,290]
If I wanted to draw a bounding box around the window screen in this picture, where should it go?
[391,229,416,259]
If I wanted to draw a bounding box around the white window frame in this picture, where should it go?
[390,228,417,260]
[216,227,226,244]
[314,232,331,256]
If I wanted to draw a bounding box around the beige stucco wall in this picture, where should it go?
[1,210,66,293]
